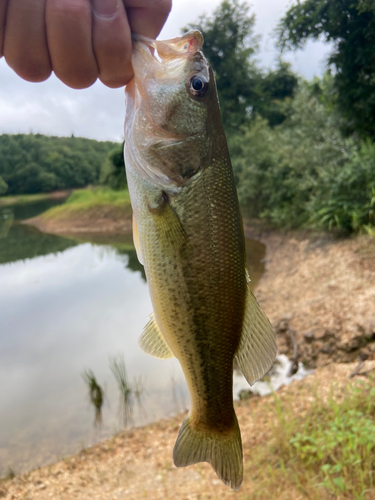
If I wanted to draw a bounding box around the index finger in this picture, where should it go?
[0,0,8,57]
[124,0,172,39]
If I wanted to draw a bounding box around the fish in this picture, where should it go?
[124,30,276,490]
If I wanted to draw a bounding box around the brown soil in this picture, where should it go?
[2,361,375,500]
[0,190,72,206]
[243,221,375,369]
[26,205,132,235]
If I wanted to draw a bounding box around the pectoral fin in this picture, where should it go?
[132,214,144,265]
[138,313,174,359]
[235,287,277,385]
[150,193,188,251]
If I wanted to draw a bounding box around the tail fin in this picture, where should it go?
[173,414,243,490]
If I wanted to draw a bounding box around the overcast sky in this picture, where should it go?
[0,0,332,142]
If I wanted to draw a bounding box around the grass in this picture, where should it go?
[82,369,104,427]
[0,192,59,206]
[250,378,375,499]
[42,187,131,219]
[65,187,130,208]
[110,355,146,428]
[110,355,135,428]
[0,467,15,483]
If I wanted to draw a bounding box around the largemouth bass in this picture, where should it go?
[124,31,276,490]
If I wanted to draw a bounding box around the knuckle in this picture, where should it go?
[99,63,133,87]
[6,56,52,82]
[49,0,89,20]
[159,0,172,16]
[150,0,172,15]
[99,73,133,88]
[55,69,98,89]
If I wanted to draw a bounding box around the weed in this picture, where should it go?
[269,380,375,499]
[43,187,131,219]
[1,468,15,482]
[82,369,104,426]
[110,355,134,427]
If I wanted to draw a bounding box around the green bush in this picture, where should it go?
[233,84,375,233]
[270,381,375,499]
[100,144,127,191]
[0,176,8,195]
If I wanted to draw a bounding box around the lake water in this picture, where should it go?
[0,199,275,476]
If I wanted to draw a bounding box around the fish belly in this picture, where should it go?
[128,156,247,429]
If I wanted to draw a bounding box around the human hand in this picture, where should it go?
[0,0,172,89]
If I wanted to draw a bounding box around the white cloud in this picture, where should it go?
[0,0,332,141]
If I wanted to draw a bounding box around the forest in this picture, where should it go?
[188,0,375,234]
[0,134,117,195]
[1,0,374,235]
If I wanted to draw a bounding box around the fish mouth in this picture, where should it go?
[130,30,204,84]
[131,30,204,64]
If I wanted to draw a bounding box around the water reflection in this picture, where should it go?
[0,243,186,475]
[0,200,267,476]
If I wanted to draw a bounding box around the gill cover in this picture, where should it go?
[124,31,212,190]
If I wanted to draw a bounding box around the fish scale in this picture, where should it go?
[125,30,276,490]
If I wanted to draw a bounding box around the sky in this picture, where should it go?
[0,0,332,142]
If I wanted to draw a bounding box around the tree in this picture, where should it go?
[0,176,8,195]
[185,0,260,132]
[186,0,298,133]
[252,61,298,127]
[0,134,118,194]
[100,144,127,190]
[278,0,375,139]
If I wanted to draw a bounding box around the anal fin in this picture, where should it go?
[138,313,174,359]
[235,287,277,385]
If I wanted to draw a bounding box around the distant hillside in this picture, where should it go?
[0,134,119,195]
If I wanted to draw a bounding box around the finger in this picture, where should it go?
[3,0,51,81]
[46,0,98,89]
[92,0,133,88]
[125,0,172,39]
[0,0,8,58]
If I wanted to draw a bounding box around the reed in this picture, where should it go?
[109,355,134,427]
[82,369,104,426]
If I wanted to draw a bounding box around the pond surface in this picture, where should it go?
[0,200,267,476]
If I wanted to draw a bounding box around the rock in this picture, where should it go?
[321,343,333,354]
[238,389,258,401]
[303,330,315,343]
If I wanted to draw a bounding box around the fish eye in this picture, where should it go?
[189,75,208,97]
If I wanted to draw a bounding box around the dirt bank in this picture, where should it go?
[0,190,71,206]
[2,361,375,500]
[243,222,375,369]
[26,205,132,235]
[27,209,375,369]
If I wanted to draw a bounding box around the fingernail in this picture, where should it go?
[92,0,118,16]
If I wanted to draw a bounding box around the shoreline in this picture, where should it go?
[23,205,375,368]
[2,206,375,498]
[25,208,375,369]
[2,360,375,499]
[0,190,71,206]
[25,204,133,235]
